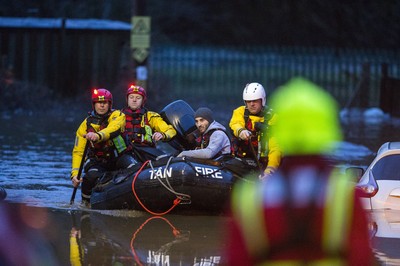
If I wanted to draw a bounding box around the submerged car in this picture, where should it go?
[347,142,400,210]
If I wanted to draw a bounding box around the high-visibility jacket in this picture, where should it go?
[227,156,375,266]
[71,109,126,177]
[122,107,177,147]
[229,105,281,171]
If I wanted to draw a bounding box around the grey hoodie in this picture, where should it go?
[177,120,231,159]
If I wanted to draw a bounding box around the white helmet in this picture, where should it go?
[243,82,266,106]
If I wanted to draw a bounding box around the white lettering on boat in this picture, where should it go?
[149,167,172,179]
[194,166,223,179]
[147,250,170,265]
[194,256,221,265]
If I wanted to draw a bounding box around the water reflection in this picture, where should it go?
[369,210,400,266]
[69,211,226,265]
[1,110,400,265]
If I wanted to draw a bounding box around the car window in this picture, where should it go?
[371,154,400,181]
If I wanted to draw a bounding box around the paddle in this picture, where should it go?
[70,141,90,205]
[248,137,263,172]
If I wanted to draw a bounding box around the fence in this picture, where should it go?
[1,17,399,112]
[0,17,131,98]
[149,45,400,111]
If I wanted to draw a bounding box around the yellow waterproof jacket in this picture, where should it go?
[229,106,281,170]
[71,110,126,177]
[147,111,177,141]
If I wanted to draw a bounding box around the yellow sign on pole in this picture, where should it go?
[132,48,149,63]
[130,15,151,89]
[132,16,151,34]
[131,16,151,49]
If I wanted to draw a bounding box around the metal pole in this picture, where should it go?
[131,0,150,91]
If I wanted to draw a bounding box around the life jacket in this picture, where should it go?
[231,168,354,266]
[195,128,230,158]
[86,110,122,160]
[231,108,274,166]
[122,107,154,147]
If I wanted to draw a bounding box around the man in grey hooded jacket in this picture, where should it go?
[177,107,231,159]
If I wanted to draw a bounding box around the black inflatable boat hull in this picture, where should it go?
[90,157,249,214]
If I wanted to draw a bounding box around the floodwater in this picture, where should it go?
[0,108,399,265]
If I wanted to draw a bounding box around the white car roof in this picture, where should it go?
[377,142,400,155]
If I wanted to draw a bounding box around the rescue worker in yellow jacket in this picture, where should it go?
[121,85,177,161]
[225,78,376,265]
[71,88,136,206]
[229,82,281,178]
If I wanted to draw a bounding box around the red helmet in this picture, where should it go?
[126,85,147,106]
[92,88,113,109]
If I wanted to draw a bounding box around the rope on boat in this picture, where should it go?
[149,157,191,202]
[131,159,189,216]
[131,155,243,215]
[130,216,180,266]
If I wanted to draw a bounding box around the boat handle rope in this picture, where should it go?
[131,159,189,216]
[148,156,191,203]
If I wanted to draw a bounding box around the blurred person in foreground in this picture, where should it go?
[0,202,60,265]
[225,77,376,265]
[177,107,231,159]
[229,82,281,179]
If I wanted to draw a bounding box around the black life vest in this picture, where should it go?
[195,128,230,158]
[122,107,154,147]
[231,109,263,156]
[231,108,274,168]
[86,110,117,160]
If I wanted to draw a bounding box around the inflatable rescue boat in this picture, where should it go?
[90,100,258,214]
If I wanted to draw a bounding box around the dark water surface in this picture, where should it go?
[1,110,399,265]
